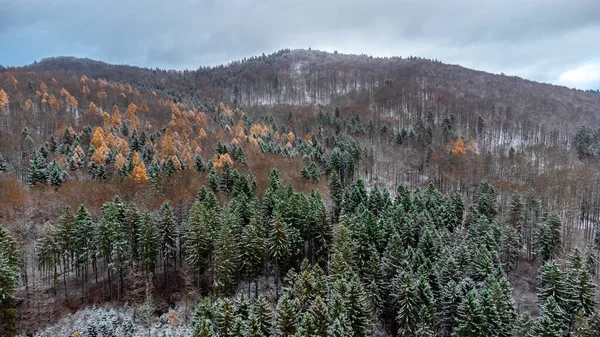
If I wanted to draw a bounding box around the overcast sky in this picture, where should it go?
[1,0,599,89]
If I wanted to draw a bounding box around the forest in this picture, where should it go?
[1,49,600,336]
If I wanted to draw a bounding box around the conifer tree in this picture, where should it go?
[345,275,372,336]
[214,298,236,337]
[213,220,238,295]
[240,210,265,298]
[453,290,484,337]
[540,212,562,261]
[392,271,419,336]
[269,213,289,298]
[138,212,158,275]
[329,170,343,223]
[538,260,568,308]
[276,295,299,337]
[0,153,7,172]
[0,225,19,336]
[534,296,567,337]
[28,149,47,185]
[250,295,273,336]
[207,167,219,192]
[186,201,212,281]
[194,154,206,172]
[328,314,354,337]
[157,202,177,280]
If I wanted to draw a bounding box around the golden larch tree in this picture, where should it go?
[0,89,8,114]
[125,103,139,129]
[91,127,106,149]
[131,151,148,182]
[111,105,122,129]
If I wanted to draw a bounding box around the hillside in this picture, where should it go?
[0,49,600,336]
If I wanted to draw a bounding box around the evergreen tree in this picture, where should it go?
[46,160,67,188]
[157,202,177,280]
[0,225,19,336]
[213,220,238,295]
[269,213,289,298]
[534,296,567,337]
[540,212,562,261]
[28,149,47,185]
[214,298,235,337]
[453,290,484,337]
[186,201,212,280]
[391,271,419,336]
[240,210,265,298]
[328,314,354,337]
[194,154,206,172]
[538,260,568,308]
[275,295,299,337]
[207,167,219,192]
[0,153,7,172]
[250,295,273,336]
[138,212,158,275]
[329,170,344,223]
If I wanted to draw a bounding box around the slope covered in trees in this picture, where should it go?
[0,49,600,336]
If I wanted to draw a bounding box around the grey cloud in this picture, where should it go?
[1,0,599,88]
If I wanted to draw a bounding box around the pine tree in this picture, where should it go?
[214,298,236,337]
[240,210,265,298]
[269,213,289,299]
[534,297,567,337]
[538,260,568,308]
[207,167,219,192]
[328,314,354,337]
[28,149,47,185]
[250,295,273,336]
[329,170,343,223]
[309,295,330,337]
[195,154,206,172]
[392,271,419,336]
[0,225,19,336]
[138,212,158,275]
[0,153,7,172]
[213,220,238,295]
[157,202,177,280]
[516,312,536,337]
[186,201,212,280]
[540,212,562,261]
[47,160,67,190]
[275,295,299,337]
[453,290,484,337]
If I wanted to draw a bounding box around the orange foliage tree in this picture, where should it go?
[131,151,148,182]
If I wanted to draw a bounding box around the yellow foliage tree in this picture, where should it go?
[5,73,18,90]
[89,102,99,116]
[82,85,91,96]
[102,112,111,130]
[160,131,176,158]
[213,153,233,170]
[125,103,139,129]
[91,143,109,163]
[114,153,127,169]
[91,127,105,149]
[131,151,148,182]
[288,131,295,143]
[111,105,122,128]
[0,89,8,114]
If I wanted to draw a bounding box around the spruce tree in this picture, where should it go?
[138,212,158,275]
[534,296,567,337]
[0,225,19,336]
[213,220,238,295]
[453,290,484,337]
[28,149,47,185]
[268,213,289,298]
[0,153,7,172]
[329,170,344,223]
[275,295,299,337]
[157,202,177,280]
[186,201,212,279]
[195,154,206,172]
[240,210,265,298]
[391,271,419,336]
[207,167,219,192]
[538,260,568,308]
[540,212,562,261]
